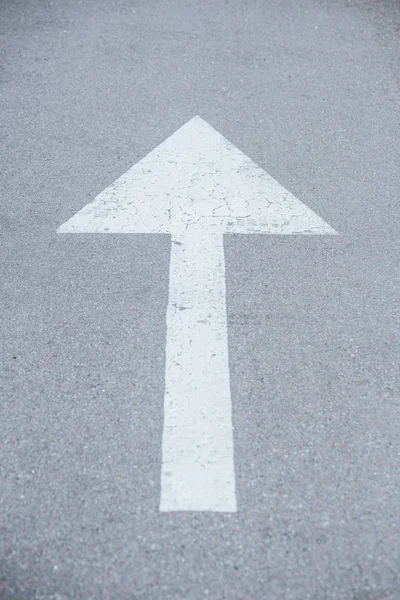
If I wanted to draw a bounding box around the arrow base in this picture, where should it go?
[160,233,236,512]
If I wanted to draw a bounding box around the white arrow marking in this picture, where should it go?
[58,116,337,512]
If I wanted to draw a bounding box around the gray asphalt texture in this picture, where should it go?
[1,0,400,598]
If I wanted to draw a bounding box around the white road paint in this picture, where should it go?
[161,234,235,512]
[57,116,336,236]
[58,116,337,512]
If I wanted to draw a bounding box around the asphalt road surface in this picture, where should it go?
[1,0,399,598]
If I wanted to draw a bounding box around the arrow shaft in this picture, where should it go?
[160,233,236,512]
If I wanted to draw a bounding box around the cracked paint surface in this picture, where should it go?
[57,116,337,236]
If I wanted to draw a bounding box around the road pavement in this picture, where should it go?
[1,0,399,598]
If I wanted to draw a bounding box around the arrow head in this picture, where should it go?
[58,116,336,235]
